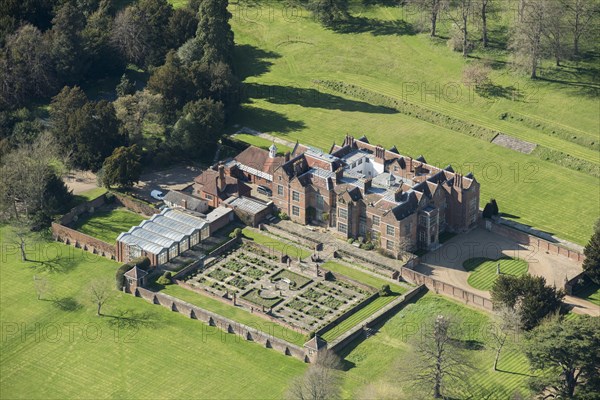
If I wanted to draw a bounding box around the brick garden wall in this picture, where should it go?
[135,287,312,362]
[51,222,116,259]
[113,192,159,217]
[399,267,493,310]
[484,219,584,263]
[60,195,107,225]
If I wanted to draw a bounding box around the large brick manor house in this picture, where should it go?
[195,135,480,256]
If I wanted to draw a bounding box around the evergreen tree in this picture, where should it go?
[194,0,234,66]
[583,220,600,284]
[308,0,349,27]
[116,74,136,97]
[101,145,142,188]
[172,98,224,159]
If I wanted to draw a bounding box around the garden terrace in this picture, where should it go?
[175,242,373,333]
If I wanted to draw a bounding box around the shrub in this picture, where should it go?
[104,192,115,204]
[360,242,375,250]
[347,238,355,244]
[379,284,391,296]
[278,211,289,220]
[156,272,172,286]
[229,227,243,239]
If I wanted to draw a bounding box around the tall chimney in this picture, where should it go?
[218,165,226,191]
[284,151,290,162]
[394,187,403,202]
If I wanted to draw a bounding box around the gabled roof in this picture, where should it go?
[163,191,206,211]
[234,145,285,175]
[304,335,328,350]
[124,265,148,280]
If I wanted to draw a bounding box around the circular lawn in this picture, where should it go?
[463,257,528,291]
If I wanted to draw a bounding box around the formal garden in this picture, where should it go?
[180,242,375,332]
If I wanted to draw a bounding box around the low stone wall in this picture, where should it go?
[329,285,425,352]
[400,268,493,310]
[113,192,158,217]
[135,287,312,362]
[51,222,115,259]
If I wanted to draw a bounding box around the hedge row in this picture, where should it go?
[115,257,151,290]
[532,147,600,178]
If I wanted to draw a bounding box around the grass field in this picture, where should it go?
[72,207,145,243]
[227,2,600,245]
[233,133,294,155]
[241,228,311,259]
[338,294,533,399]
[71,187,107,207]
[464,257,529,291]
[0,226,306,399]
[322,261,407,294]
[153,282,307,346]
[321,294,399,342]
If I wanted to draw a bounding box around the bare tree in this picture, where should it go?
[478,0,494,47]
[488,306,521,371]
[509,0,547,78]
[462,61,492,88]
[409,0,448,37]
[562,0,599,58]
[407,315,470,399]
[112,7,150,66]
[544,0,568,66]
[87,279,114,316]
[446,0,474,57]
[287,353,342,400]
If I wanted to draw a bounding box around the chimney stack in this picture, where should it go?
[182,199,187,209]
[335,167,344,184]
[284,151,290,162]
[218,164,226,191]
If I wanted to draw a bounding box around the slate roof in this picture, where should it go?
[163,191,206,212]
[124,265,148,280]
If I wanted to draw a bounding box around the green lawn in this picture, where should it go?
[155,282,307,346]
[464,257,529,291]
[233,133,294,155]
[338,294,533,399]
[0,226,306,399]
[321,294,399,342]
[322,261,407,294]
[72,207,145,243]
[241,228,311,259]
[229,2,600,245]
[71,187,107,207]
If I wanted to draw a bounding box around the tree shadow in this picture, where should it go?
[331,16,416,36]
[27,257,75,274]
[242,83,398,114]
[104,309,159,330]
[234,44,281,81]
[46,296,83,312]
[450,338,485,351]
[476,84,524,101]
[231,106,306,135]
